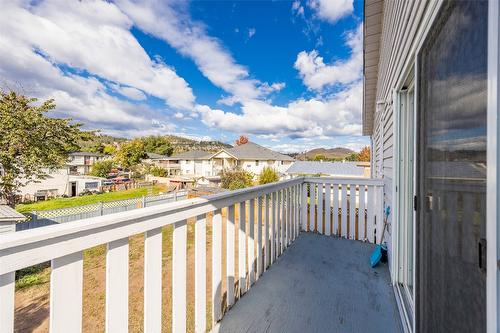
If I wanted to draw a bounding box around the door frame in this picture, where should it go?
[392,69,417,332]
[487,0,499,331]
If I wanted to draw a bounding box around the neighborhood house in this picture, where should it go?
[17,152,108,201]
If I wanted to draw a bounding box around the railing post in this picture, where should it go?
[99,202,103,216]
[32,210,37,223]
[0,206,23,333]
[141,195,146,208]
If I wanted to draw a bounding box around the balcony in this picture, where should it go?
[0,177,399,332]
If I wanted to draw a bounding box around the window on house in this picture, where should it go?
[85,182,99,189]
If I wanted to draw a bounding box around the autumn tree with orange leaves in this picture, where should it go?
[235,135,249,146]
[358,146,371,162]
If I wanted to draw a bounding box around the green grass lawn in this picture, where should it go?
[16,185,167,213]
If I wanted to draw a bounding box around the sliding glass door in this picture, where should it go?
[416,1,488,332]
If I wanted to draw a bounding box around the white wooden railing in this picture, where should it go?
[302,177,384,243]
[0,177,383,333]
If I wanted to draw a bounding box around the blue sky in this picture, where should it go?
[0,0,368,153]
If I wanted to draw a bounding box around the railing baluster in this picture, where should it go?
[271,192,280,263]
[297,184,301,238]
[195,214,206,333]
[310,183,316,232]
[359,186,366,241]
[367,186,375,243]
[341,185,348,238]
[248,198,255,286]
[212,209,223,324]
[290,187,293,244]
[281,189,286,252]
[0,272,14,333]
[106,238,129,333]
[318,183,324,234]
[301,183,308,231]
[283,188,291,245]
[238,202,247,296]
[265,194,270,270]
[333,184,339,236]
[350,184,356,240]
[227,205,235,307]
[270,192,275,264]
[50,252,83,333]
[172,220,187,333]
[325,184,332,236]
[144,228,163,333]
[256,197,263,279]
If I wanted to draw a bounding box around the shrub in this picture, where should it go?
[220,169,253,190]
[149,165,168,177]
[258,166,279,185]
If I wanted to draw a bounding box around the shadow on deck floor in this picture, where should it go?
[215,233,402,333]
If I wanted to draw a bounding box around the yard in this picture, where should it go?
[15,185,168,214]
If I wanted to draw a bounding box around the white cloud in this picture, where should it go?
[248,28,256,38]
[197,81,362,139]
[307,0,353,23]
[292,0,305,17]
[1,1,195,110]
[294,24,362,91]
[109,83,146,101]
[116,0,282,105]
[0,1,187,137]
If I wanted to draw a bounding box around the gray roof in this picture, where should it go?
[146,152,168,159]
[171,150,212,160]
[286,161,365,177]
[224,142,294,161]
[70,152,103,157]
[0,205,26,221]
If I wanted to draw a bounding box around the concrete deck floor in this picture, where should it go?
[216,233,402,333]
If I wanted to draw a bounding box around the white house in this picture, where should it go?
[159,142,295,183]
[363,0,498,331]
[15,152,108,201]
[210,142,294,177]
[67,152,106,175]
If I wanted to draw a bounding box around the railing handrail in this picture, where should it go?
[304,177,384,186]
[0,177,304,274]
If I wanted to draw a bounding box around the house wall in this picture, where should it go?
[370,0,440,278]
[238,160,291,176]
[180,159,214,177]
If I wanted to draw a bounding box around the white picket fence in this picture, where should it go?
[17,190,188,231]
[0,177,383,333]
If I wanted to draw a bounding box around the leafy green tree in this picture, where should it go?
[0,91,86,206]
[114,139,147,169]
[220,169,253,190]
[314,154,327,161]
[102,144,117,156]
[141,135,173,156]
[90,160,114,178]
[258,167,279,185]
[345,153,359,161]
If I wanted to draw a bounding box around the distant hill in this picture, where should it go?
[164,135,232,154]
[296,147,355,161]
[79,133,232,155]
